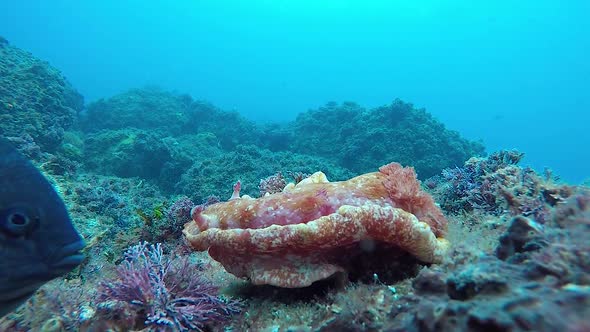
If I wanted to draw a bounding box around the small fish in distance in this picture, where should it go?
[0,138,85,318]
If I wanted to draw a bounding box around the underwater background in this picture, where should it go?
[1,0,589,183]
[1,1,589,331]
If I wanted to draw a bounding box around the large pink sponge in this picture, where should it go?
[183,162,449,288]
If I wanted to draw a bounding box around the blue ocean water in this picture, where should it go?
[1,0,588,182]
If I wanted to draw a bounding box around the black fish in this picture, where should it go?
[0,138,85,317]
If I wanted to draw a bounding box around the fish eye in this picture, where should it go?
[10,212,28,225]
[1,207,39,237]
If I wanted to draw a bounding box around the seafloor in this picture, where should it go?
[1,37,588,332]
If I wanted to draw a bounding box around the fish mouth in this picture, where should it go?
[0,281,43,318]
[0,288,38,317]
[0,240,85,317]
[0,240,85,316]
[0,283,42,303]
[49,239,86,275]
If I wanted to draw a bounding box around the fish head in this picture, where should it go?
[0,139,85,317]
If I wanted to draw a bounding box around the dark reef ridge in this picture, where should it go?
[290,100,485,179]
[0,37,83,156]
[78,88,484,196]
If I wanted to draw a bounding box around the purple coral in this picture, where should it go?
[432,150,572,221]
[165,196,195,227]
[434,151,526,215]
[259,172,287,197]
[98,242,240,331]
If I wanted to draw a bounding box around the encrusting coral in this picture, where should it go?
[183,162,449,288]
